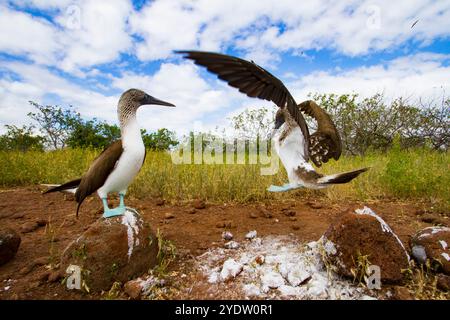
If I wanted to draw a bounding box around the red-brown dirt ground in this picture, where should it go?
[0,186,448,300]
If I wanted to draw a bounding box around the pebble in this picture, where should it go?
[220,259,243,281]
[20,222,40,233]
[164,212,175,219]
[245,230,257,240]
[224,241,240,249]
[222,231,233,241]
[261,271,285,291]
[187,208,197,214]
[193,200,206,210]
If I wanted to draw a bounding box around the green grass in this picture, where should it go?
[0,147,448,211]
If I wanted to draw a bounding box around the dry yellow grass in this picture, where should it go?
[0,147,448,210]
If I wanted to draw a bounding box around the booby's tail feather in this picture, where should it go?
[42,178,81,194]
[317,168,368,185]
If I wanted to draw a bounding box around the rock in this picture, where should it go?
[192,200,206,210]
[261,271,285,291]
[289,216,297,221]
[216,221,233,229]
[286,267,311,287]
[410,226,450,275]
[437,274,450,291]
[36,219,48,227]
[411,245,427,264]
[420,214,447,225]
[19,257,49,275]
[322,206,410,284]
[124,279,142,299]
[59,208,159,292]
[0,228,21,266]
[164,212,175,219]
[259,207,273,219]
[243,283,261,297]
[254,255,265,265]
[291,225,300,231]
[392,286,413,300]
[249,212,258,219]
[186,208,197,215]
[20,221,40,233]
[154,198,165,206]
[224,241,240,249]
[307,201,323,209]
[245,230,257,240]
[12,213,25,219]
[283,210,296,217]
[48,270,64,283]
[220,259,243,281]
[222,231,233,241]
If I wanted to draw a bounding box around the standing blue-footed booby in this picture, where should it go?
[44,89,175,218]
[177,51,367,191]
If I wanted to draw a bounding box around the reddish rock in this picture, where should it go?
[186,208,197,215]
[0,228,21,265]
[164,212,175,219]
[20,221,40,233]
[307,201,323,209]
[392,286,413,300]
[192,200,206,210]
[283,210,296,217]
[437,274,450,291]
[259,207,273,219]
[410,226,450,275]
[124,279,142,300]
[155,198,165,206]
[19,257,48,275]
[59,209,159,292]
[249,212,258,219]
[322,206,410,284]
[48,270,64,283]
[36,219,48,227]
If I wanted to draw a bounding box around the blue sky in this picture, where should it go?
[0,0,449,135]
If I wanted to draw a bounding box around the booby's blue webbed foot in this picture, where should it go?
[267,183,302,192]
[102,195,126,218]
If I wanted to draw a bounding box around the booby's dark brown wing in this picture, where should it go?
[75,140,123,216]
[298,100,342,167]
[177,50,310,158]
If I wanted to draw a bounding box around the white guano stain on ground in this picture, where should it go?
[196,235,377,300]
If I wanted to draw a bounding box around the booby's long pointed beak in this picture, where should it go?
[144,95,175,107]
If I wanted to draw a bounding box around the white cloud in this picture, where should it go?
[55,0,133,73]
[130,0,450,63]
[0,5,60,65]
[0,1,133,73]
[0,61,118,132]
[287,52,450,101]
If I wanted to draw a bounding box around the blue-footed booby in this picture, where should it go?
[44,89,175,217]
[177,51,367,191]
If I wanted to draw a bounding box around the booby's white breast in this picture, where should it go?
[97,119,145,198]
[272,123,315,185]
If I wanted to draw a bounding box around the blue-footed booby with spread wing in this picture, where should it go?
[44,89,175,217]
[177,51,367,191]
